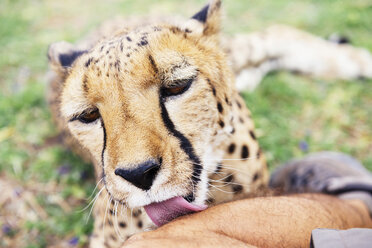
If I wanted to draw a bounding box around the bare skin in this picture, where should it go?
[123,194,372,248]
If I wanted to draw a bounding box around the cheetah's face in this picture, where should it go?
[51,0,231,226]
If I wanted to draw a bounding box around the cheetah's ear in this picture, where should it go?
[47,41,87,76]
[183,0,222,37]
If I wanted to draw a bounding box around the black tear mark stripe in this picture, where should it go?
[159,98,202,202]
[150,54,202,202]
[101,119,107,181]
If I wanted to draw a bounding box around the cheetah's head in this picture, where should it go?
[49,0,235,226]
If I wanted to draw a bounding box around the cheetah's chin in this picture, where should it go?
[144,196,207,227]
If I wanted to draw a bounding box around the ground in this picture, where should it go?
[0,0,371,247]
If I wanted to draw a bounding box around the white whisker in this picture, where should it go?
[86,178,104,200]
[204,164,254,177]
[207,182,234,194]
[209,178,252,188]
[78,179,104,213]
[85,187,105,223]
[204,158,255,161]
[102,195,111,238]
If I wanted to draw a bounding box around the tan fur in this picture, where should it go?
[48,1,267,247]
[46,1,372,247]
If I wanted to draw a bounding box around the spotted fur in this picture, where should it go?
[47,1,372,247]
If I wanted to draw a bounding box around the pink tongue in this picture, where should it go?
[144,196,207,227]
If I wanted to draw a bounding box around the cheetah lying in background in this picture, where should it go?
[47,0,372,247]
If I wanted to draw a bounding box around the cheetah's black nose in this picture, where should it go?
[115,159,161,190]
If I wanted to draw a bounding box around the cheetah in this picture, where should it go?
[47,0,372,247]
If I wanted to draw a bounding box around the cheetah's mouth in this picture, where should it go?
[144,196,207,226]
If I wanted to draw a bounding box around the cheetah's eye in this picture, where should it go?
[75,108,101,124]
[161,79,193,98]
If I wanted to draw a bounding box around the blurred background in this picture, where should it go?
[1,0,371,247]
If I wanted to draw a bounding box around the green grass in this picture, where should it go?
[0,0,371,247]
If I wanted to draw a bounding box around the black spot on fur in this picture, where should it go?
[217,102,223,113]
[329,34,351,45]
[137,220,143,228]
[191,4,209,23]
[170,27,181,34]
[115,60,120,71]
[249,130,256,140]
[133,209,142,217]
[228,143,236,154]
[219,120,225,128]
[119,222,126,228]
[215,163,223,174]
[232,185,243,193]
[149,55,158,74]
[82,74,89,93]
[84,57,93,67]
[126,36,132,42]
[59,50,87,67]
[224,174,234,183]
[138,40,148,46]
[211,86,216,96]
[253,172,260,182]
[241,145,249,159]
[236,101,242,109]
[337,36,350,44]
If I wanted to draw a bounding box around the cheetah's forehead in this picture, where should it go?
[75,24,199,89]
[84,25,163,74]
